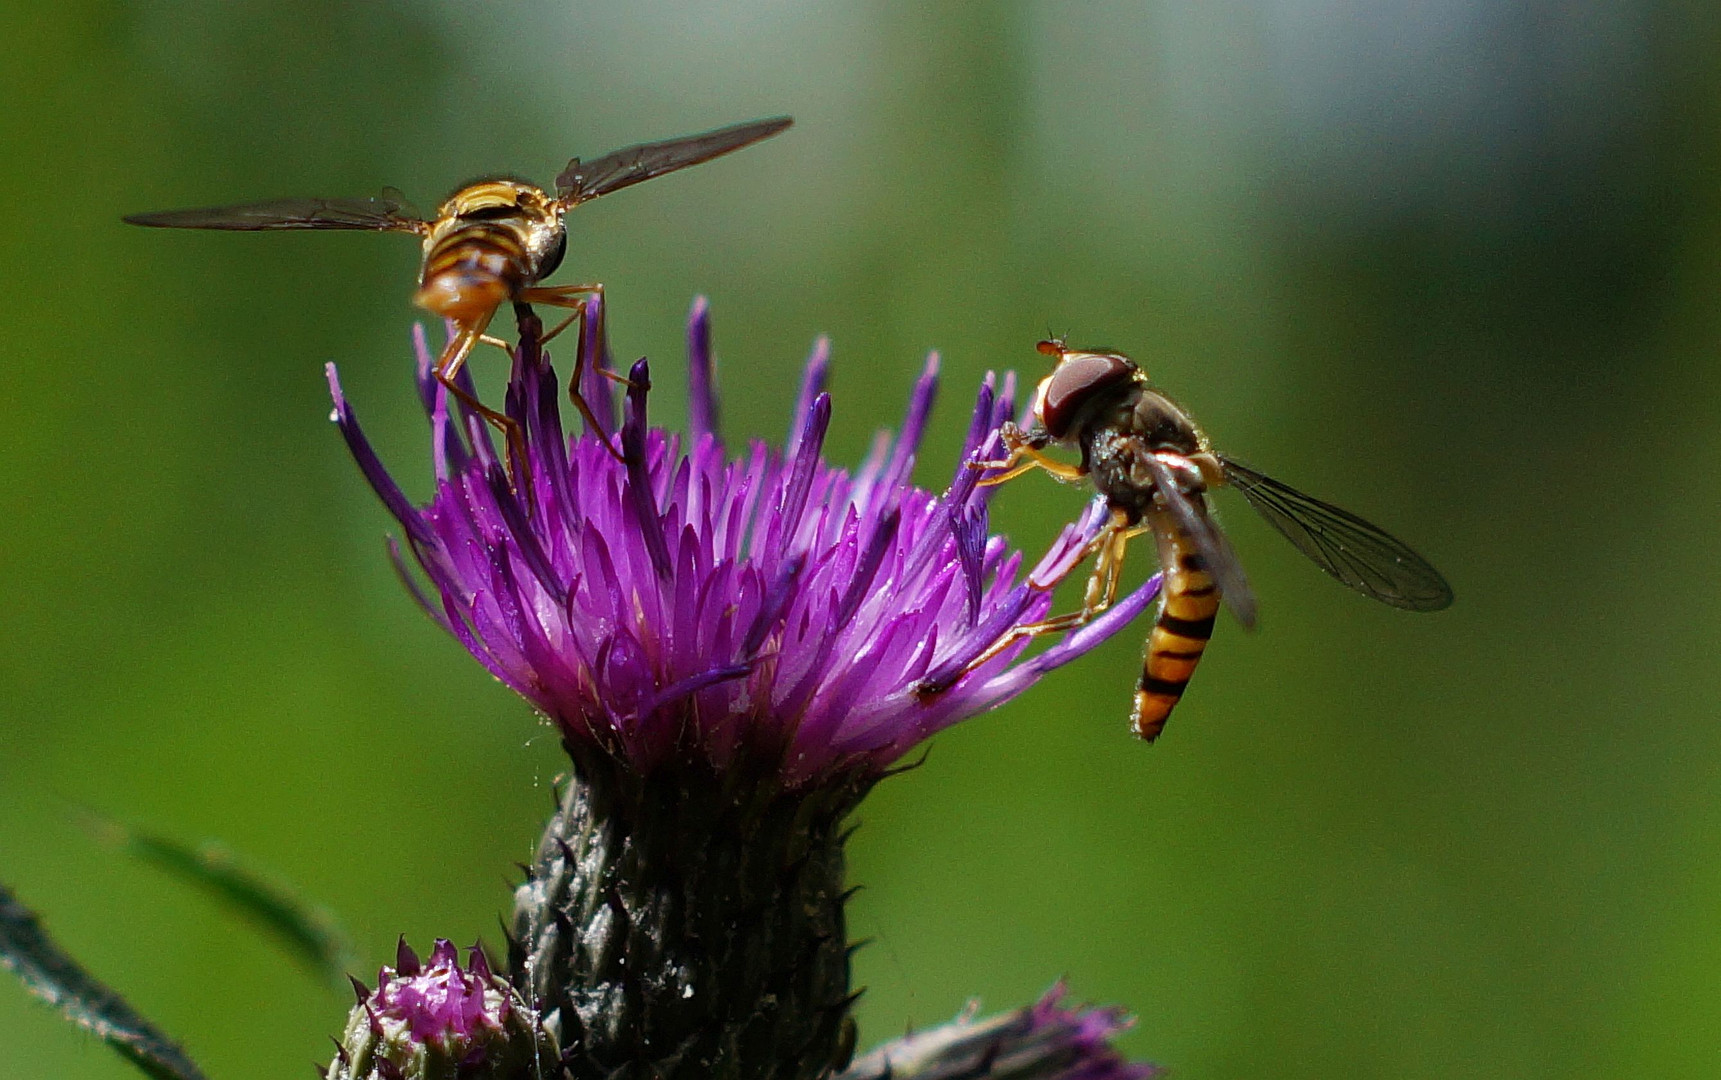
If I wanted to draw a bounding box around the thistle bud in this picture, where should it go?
[325,939,556,1080]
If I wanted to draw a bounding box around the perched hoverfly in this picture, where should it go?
[125,116,792,463]
[930,339,1452,741]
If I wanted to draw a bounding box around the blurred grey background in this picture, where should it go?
[3,1,1719,1077]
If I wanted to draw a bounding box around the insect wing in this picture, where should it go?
[1218,456,1453,611]
[1143,456,1259,629]
[555,116,793,205]
[124,190,425,232]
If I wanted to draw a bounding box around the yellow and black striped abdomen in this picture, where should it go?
[413,210,541,325]
[423,221,531,289]
[1132,520,1221,741]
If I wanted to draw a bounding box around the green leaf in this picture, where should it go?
[0,881,209,1080]
[87,814,356,990]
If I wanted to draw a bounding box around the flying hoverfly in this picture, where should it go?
[927,339,1452,741]
[125,116,792,465]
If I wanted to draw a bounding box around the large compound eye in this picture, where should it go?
[1038,352,1136,439]
[538,228,567,278]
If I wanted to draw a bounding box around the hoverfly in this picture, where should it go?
[930,339,1452,741]
[125,116,792,465]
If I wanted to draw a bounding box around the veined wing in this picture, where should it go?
[1219,455,1453,612]
[555,116,792,206]
[1143,456,1259,630]
[124,190,426,232]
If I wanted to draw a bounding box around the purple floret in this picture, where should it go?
[371,939,504,1042]
[329,297,1159,785]
[838,981,1161,1080]
[1028,982,1162,1080]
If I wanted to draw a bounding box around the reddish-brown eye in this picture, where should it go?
[1038,352,1136,439]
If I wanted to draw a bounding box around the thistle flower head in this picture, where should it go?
[1025,983,1162,1080]
[326,939,555,1080]
[840,982,1160,1080]
[330,297,1158,786]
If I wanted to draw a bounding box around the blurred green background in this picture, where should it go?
[3,1,1719,1076]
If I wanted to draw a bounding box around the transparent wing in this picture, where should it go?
[124,189,425,232]
[1143,456,1259,629]
[555,116,793,205]
[1219,455,1453,612]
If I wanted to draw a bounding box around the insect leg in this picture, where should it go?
[1005,445,1088,483]
[516,283,602,339]
[535,291,632,388]
[516,283,626,461]
[435,314,533,492]
[530,292,628,383]
[969,425,1087,487]
[942,508,1139,680]
[531,300,589,346]
[970,458,1037,486]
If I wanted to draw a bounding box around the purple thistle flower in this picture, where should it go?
[329,297,1158,786]
[837,982,1161,1080]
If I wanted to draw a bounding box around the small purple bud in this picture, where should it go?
[325,937,556,1080]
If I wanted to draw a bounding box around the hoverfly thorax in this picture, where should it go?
[1128,390,1205,457]
[1124,391,1225,492]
